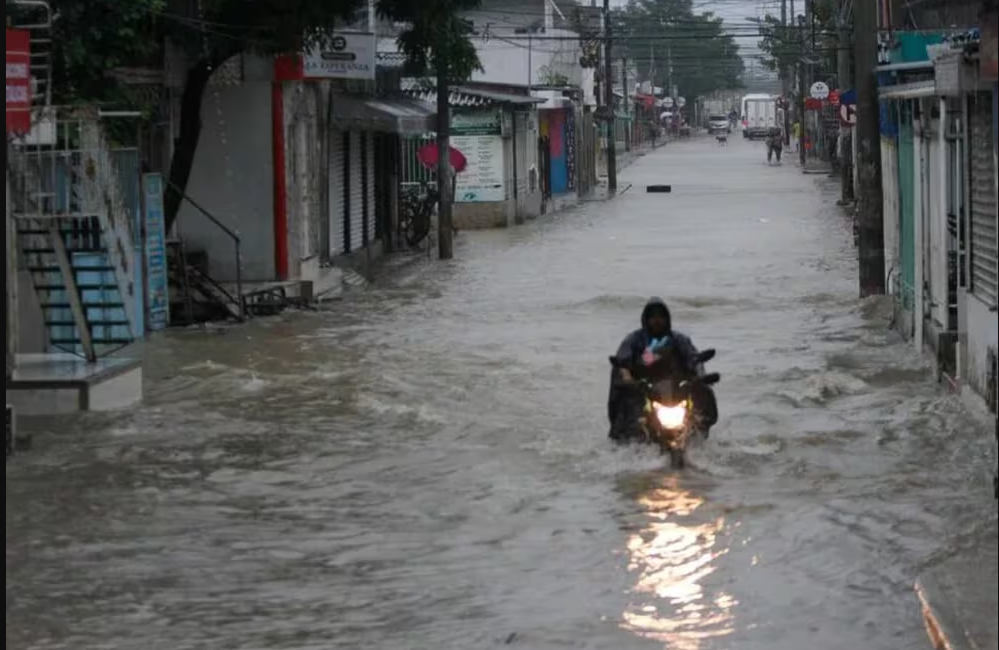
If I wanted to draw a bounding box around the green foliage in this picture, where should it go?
[378,0,482,81]
[613,0,745,98]
[755,14,797,74]
[756,0,838,78]
[18,0,162,106]
[35,0,482,105]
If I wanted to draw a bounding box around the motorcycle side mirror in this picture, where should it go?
[697,349,716,363]
[702,372,721,385]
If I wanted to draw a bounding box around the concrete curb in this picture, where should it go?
[915,528,997,649]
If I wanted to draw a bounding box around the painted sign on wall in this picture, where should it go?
[452,111,506,203]
[5,29,31,134]
[142,173,170,331]
[566,109,577,191]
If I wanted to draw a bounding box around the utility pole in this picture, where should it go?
[837,2,854,204]
[666,46,673,98]
[6,155,16,382]
[781,0,789,95]
[854,0,884,295]
[622,57,631,152]
[798,12,807,166]
[603,0,617,193]
[436,61,453,259]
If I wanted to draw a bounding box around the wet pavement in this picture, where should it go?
[6,137,997,649]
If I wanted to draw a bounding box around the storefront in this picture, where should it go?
[326,94,434,259]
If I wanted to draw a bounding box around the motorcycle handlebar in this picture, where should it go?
[608,357,720,386]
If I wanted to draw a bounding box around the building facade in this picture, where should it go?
[877,23,997,412]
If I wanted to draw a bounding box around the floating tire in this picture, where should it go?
[646,185,672,193]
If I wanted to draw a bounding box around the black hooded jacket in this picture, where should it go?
[608,298,717,432]
[612,297,702,378]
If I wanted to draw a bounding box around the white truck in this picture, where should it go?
[741,94,778,140]
[702,99,727,125]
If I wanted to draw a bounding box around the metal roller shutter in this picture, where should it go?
[366,133,377,244]
[969,95,997,305]
[329,130,346,257]
[349,131,364,253]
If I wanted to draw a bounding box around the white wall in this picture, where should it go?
[176,55,275,282]
[464,0,581,88]
[881,136,900,292]
[283,82,325,280]
[962,294,997,400]
[514,111,541,219]
[926,113,949,338]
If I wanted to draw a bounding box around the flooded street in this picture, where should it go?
[7,138,996,649]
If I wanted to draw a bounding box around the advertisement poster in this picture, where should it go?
[142,174,170,331]
[451,111,506,203]
[6,29,31,134]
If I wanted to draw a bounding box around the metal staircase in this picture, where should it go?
[17,216,133,358]
[8,112,140,361]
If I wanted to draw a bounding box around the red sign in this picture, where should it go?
[6,29,32,134]
[804,97,823,111]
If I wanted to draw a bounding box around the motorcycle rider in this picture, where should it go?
[608,297,718,441]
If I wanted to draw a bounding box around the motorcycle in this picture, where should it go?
[609,349,720,468]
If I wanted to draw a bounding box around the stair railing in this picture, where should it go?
[77,117,139,337]
[165,179,245,320]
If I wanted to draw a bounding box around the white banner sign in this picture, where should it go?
[453,134,506,203]
[303,32,375,80]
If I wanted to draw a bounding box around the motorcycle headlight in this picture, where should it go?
[654,403,687,429]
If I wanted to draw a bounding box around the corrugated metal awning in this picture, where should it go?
[453,86,545,106]
[403,82,545,107]
[330,96,435,135]
[879,80,937,100]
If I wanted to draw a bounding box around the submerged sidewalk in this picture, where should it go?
[916,526,997,649]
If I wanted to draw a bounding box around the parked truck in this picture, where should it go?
[741,94,777,140]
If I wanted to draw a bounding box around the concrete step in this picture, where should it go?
[916,528,998,649]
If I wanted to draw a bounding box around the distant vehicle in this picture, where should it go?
[702,100,727,125]
[741,94,777,140]
[707,114,730,134]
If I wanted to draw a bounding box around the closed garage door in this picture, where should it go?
[329,130,346,257]
[969,94,997,305]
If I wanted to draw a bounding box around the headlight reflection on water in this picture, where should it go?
[620,483,737,649]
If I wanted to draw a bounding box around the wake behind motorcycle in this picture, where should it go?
[609,349,720,468]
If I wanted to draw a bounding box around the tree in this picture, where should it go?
[19,0,482,230]
[755,13,797,76]
[756,0,838,83]
[158,0,481,231]
[44,0,165,109]
[613,0,744,99]
[378,0,481,81]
